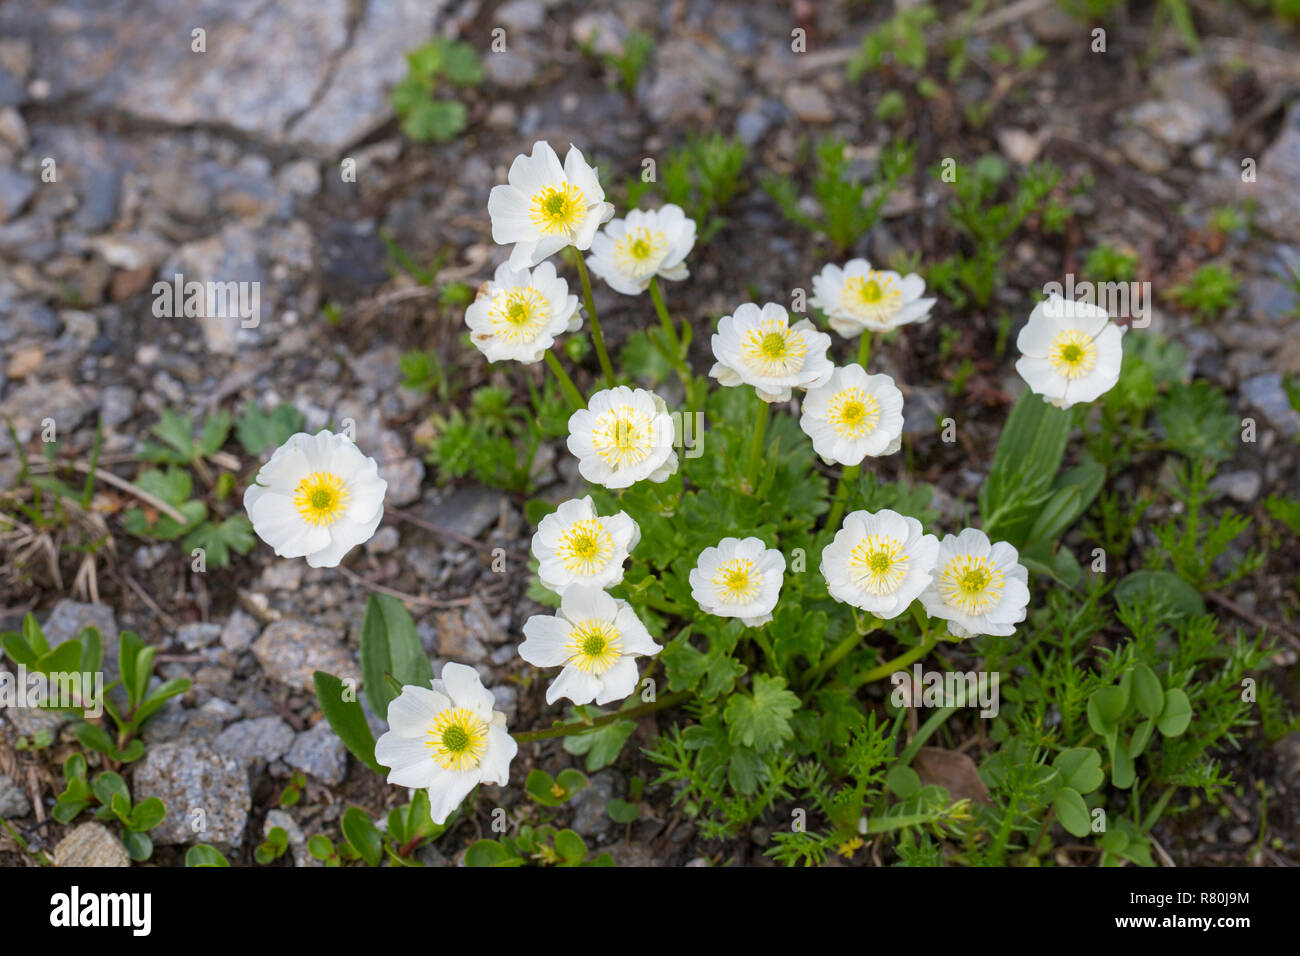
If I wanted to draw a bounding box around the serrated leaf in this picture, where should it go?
[723,674,799,751]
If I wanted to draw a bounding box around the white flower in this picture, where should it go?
[488,141,615,270]
[520,586,660,706]
[464,260,580,363]
[566,386,678,489]
[709,302,833,402]
[689,536,786,627]
[1014,294,1125,408]
[820,509,939,619]
[585,204,696,295]
[243,430,387,569]
[810,259,936,337]
[531,495,640,594]
[918,528,1030,639]
[374,663,518,825]
[800,364,905,466]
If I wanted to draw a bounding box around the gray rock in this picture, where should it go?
[253,619,360,692]
[571,11,626,56]
[74,164,121,233]
[100,385,136,428]
[220,610,261,652]
[0,380,95,449]
[0,165,34,222]
[163,223,267,355]
[264,808,319,867]
[285,720,348,785]
[366,525,400,555]
[52,823,130,867]
[1256,101,1300,242]
[901,385,946,437]
[484,50,537,89]
[1242,373,1300,438]
[431,605,492,665]
[569,769,620,839]
[1210,470,1261,503]
[423,486,505,540]
[132,742,251,846]
[213,716,295,764]
[415,843,452,867]
[177,622,223,651]
[288,0,445,156]
[0,774,31,818]
[783,84,833,124]
[381,457,426,508]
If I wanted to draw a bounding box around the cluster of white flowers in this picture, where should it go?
[237,139,1133,827]
[821,513,1029,637]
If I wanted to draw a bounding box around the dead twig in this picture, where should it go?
[1206,591,1300,652]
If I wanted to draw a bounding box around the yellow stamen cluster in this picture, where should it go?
[613,227,668,276]
[566,618,622,674]
[1048,329,1098,379]
[529,182,587,235]
[938,554,1005,616]
[826,386,881,440]
[425,707,488,772]
[712,558,760,604]
[843,272,901,319]
[590,405,657,469]
[556,519,614,575]
[848,534,909,596]
[293,471,350,526]
[740,319,807,377]
[488,286,551,342]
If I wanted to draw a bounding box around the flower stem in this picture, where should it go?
[744,395,770,492]
[824,463,860,534]
[849,633,939,689]
[569,247,616,388]
[544,349,585,410]
[810,617,881,682]
[511,690,690,743]
[649,276,694,397]
[856,330,873,369]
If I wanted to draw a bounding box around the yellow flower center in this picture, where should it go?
[425,707,488,772]
[938,554,1005,616]
[848,534,909,595]
[1048,329,1098,379]
[293,471,350,526]
[613,227,669,277]
[826,386,881,439]
[740,318,807,378]
[566,618,622,674]
[488,286,551,342]
[590,405,657,469]
[556,519,615,575]
[712,557,760,604]
[529,182,587,235]
[842,272,902,322]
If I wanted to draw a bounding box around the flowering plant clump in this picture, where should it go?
[242,137,1294,870]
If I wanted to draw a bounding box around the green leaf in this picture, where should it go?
[1157,689,1192,737]
[723,674,800,751]
[359,594,434,720]
[887,765,922,799]
[401,99,467,143]
[525,768,588,807]
[607,798,640,824]
[1052,747,1104,794]
[185,844,230,867]
[92,771,130,808]
[307,835,334,861]
[341,807,383,866]
[122,829,153,862]
[312,671,381,773]
[465,839,522,867]
[553,829,587,865]
[132,678,192,730]
[1114,570,1205,619]
[1086,685,1128,735]
[129,796,166,831]
[75,721,114,755]
[181,515,255,568]
[235,402,305,456]
[1054,787,1092,837]
[1131,664,1164,719]
[561,719,635,772]
[442,42,484,85]
[1109,739,1136,789]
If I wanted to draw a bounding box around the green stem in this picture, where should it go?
[744,396,771,492]
[898,704,959,768]
[511,690,690,742]
[544,349,585,410]
[1140,785,1177,834]
[811,618,882,682]
[856,330,873,369]
[824,464,860,534]
[649,277,694,399]
[850,634,940,689]
[569,247,615,388]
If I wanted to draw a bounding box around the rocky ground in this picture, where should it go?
[1,0,1299,866]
